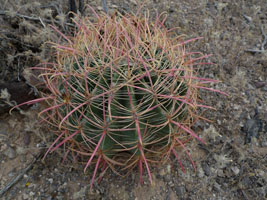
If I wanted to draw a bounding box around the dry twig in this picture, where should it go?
[246,25,267,53]
[0,10,74,28]
[260,25,267,51]
[0,151,43,197]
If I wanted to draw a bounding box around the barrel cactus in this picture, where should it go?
[12,9,225,187]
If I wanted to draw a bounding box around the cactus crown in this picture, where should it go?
[12,9,225,188]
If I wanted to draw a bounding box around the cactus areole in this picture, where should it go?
[12,9,225,188]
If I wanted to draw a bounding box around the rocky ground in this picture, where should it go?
[0,0,266,199]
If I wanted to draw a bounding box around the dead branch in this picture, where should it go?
[246,25,267,53]
[0,10,74,28]
[260,25,267,51]
[245,49,266,53]
[0,151,43,197]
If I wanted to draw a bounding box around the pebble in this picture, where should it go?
[97,6,103,11]
[202,162,211,176]
[1,143,7,152]
[159,164,171,177]
[257,170,265,177]
[1,39,8,48]
[23,132,31,146]
[36,142,46,148]
[73,186,88,199]
[16,146,27,155]
[19,155,27,163]
[231,166,240,175]
[204,125,222,141]
[174,186,186,196]
[242,118,262,144]
[243,14,252,23]
[0,121,9,135]
[216,2,229,12]
[56,195,64,200]
[48,178,53,184]
[169,181,174,187]
[23,193,29,200]
[28,183,36,189]
[241,176,251,188]
[159,168,167,176]
[3,146,16,159]
[217,169,224,177]
[130,0,137,5]
[197,167,205,178]
[254,81,266,88]
[163,174,172,182]
[213,182,222,192]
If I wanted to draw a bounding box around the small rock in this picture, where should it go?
[48,178,53,184]
[204,18,213,27]
[45,195,53,200]
[28,183,36,189]
[202,162,211,176]
[36,142,46,148]
[166,164,171,173]
[216,2,228,12]
[241,176,251,188]
[159,168,167,176]
[73,186,88,199]
[130,0,137,5]
[23,193,29,200]
[56,195,64,200]
[20,155,27,163]
[204,125,222,141]
[207,186,212,192]
[97,6,103,11]
[231,166,240,175]
[257,187,266,198]
[8,170,15,177]
[163,174,172,182]
[0,82,36,115]
[174,186,186,196]
[213,182,221,192]
[3,146,16,159]
[242,118,262,144]
[197,167,205,178]
[242,14,252,23]
[23,132,31,146]
[1,143,7,152]
[16,146,27,155]
[0,121,9,135]
[254,81,266,88]
[1,39,8,48]
[217,169,225,177]
[257,169,265,177]
[169,181,174,187]
[111,4,118,8]
[214,154,232,168]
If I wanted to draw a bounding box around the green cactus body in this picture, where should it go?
[11,10,225,188]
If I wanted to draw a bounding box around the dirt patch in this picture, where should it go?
[0,0,266,199]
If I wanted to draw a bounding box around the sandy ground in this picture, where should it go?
[0,0,266,199]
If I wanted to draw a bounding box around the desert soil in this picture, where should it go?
[0,0,266,200]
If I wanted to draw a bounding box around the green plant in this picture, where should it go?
[12,8,226,188]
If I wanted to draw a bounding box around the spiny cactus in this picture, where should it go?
[12,8,226,188]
